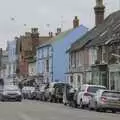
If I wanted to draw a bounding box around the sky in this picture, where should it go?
[0,0,119,49]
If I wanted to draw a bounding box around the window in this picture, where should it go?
[77,75,81,86]
[70,76,73,83]
[87,86,106,93]
[102,91,120,98]
[81,86,86,92]
[46,59,49,72]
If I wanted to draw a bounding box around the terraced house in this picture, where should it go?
[66,0,105,88]
[36,17,88,83]
[67,0,120,91]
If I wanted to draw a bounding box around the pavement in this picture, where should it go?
[0,100,120,120]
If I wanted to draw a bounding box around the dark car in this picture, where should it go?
[31,87,41,100]
[0,84,22,102]
[48,82,67,103]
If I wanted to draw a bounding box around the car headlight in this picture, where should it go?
[16,91,21,95]
[3,91,7,95]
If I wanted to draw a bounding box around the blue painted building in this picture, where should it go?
[7,40,17,76]
[36,17,88,83]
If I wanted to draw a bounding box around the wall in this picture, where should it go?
[52,25,88,82]
[36,45,53,83]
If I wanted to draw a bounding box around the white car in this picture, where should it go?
[0,85,22,101]
[77,84,106,108]
[22,86,35,99]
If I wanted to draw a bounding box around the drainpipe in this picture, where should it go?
[51,46,54,83]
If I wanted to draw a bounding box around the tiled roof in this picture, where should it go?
[37,29,73,48]
[86,10,120,47]
[70,10,120,51]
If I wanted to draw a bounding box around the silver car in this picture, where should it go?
[89,89,120,113]
[0,85,22,102]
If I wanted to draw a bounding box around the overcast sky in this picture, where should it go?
[0,0,119,49]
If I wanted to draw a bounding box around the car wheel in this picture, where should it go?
[112,109,116,113]
[64,102,67,106]
[88,103,93,110]
[17,99,22,102]
[95,102,100,112]
[79,100,84,109]
[1,99,4,102]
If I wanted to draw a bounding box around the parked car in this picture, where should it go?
[0,84,22,101]
[48,82,66,103]
[22,86,35,99]
[89,89,120,113]
[31,87,41,100]
[77,84,106,108]
[39,84,49,101]
[63,84,77,107]
[54,83,65,103]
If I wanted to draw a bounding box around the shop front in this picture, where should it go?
[91,64,108,88]
[109,64,120,91]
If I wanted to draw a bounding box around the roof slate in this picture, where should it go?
[37,29,73,48]
[70,10,120,51]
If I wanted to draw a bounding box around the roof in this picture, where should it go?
[38,36,51,45]
[82,84,106,88]
[37,29,73,49]
[86,10,120,47]
[70,10,120,52]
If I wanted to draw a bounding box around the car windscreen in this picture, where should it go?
[87,86,106,93]
[102,91,120,98]
[53,83,65,88]
[4,85,19,91]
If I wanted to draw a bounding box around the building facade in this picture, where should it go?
[36,17,88,83]
[0,49,9,78]
[7,40,17,77]
[67,0,105,89]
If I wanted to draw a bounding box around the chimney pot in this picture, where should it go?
[73,16,79,28]
[49,32,53,37]
[55,28,61,35]
[31,28,38,34]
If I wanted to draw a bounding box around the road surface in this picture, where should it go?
[0,100,120,120]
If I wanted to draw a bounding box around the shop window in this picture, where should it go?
[77,75,81,86]
[70,76,73,83]
[46,59,49,72]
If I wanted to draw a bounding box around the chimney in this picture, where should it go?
[55,27,61,35]
[31,28,39,34]
[25,32,31,37]
[94,0,105,26]
[49,32,53,38]
[73,16,79,28]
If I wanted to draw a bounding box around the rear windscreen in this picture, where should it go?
[102,91,120,98]
[87,86,105,93]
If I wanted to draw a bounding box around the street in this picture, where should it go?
[0,100,120,120]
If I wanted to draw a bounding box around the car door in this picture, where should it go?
[77,86,86,105]
[92,90,100,108]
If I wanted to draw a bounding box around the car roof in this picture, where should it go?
[98,89,120,93]
[4,85,18,88]
[82,84,106,88]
